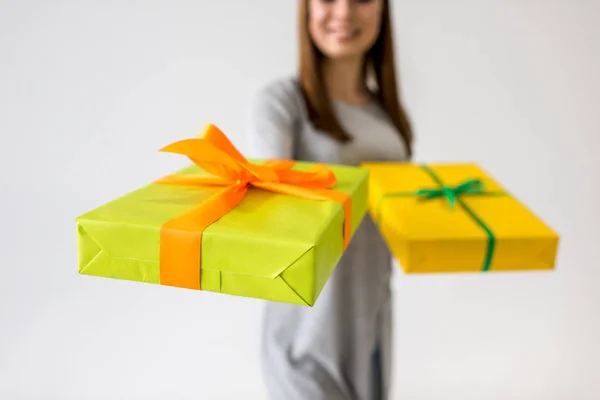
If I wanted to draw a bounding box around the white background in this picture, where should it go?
[1,1,599,399]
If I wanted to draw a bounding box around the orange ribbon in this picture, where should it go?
[154,123,352,290]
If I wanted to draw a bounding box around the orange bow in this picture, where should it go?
[155,123,352,290]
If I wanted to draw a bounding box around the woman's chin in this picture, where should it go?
[322,43,367,60]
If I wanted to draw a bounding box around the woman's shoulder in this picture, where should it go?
[251,75,305,121]
[245,76,305,159]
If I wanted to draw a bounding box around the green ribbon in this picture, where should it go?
[376,164,507,272]
[415,177,484,209]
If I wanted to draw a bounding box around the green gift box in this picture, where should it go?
[76,124,368,306]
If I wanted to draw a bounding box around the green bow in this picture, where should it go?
[416,178,484,209]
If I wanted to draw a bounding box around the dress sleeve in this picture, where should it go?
[244,80,301,160]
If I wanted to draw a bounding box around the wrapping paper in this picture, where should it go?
[77,124,368,306]
[361,162,559,273]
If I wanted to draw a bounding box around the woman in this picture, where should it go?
[245,0,413,399]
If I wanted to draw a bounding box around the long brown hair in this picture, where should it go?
[297,0,414,157]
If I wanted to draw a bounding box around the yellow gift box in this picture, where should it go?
[360,162,559,273]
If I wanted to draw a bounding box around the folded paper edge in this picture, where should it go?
[200,243,315,280]
[76,219,103,275]
[279,275,312,306]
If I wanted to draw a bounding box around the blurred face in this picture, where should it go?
[308,0,384,60]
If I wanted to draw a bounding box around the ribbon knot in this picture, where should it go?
[153,123,352,290]
[416,178,484,209]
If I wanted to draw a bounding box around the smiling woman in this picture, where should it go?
[308,0,383,58]
[245,0,413,399]
[297,0,413,154]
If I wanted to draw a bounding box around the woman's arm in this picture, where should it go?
[245,80,301,160]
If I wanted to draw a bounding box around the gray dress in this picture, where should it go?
[245,77,409,400]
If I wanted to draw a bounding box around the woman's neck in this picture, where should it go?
[321,56,371,106]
